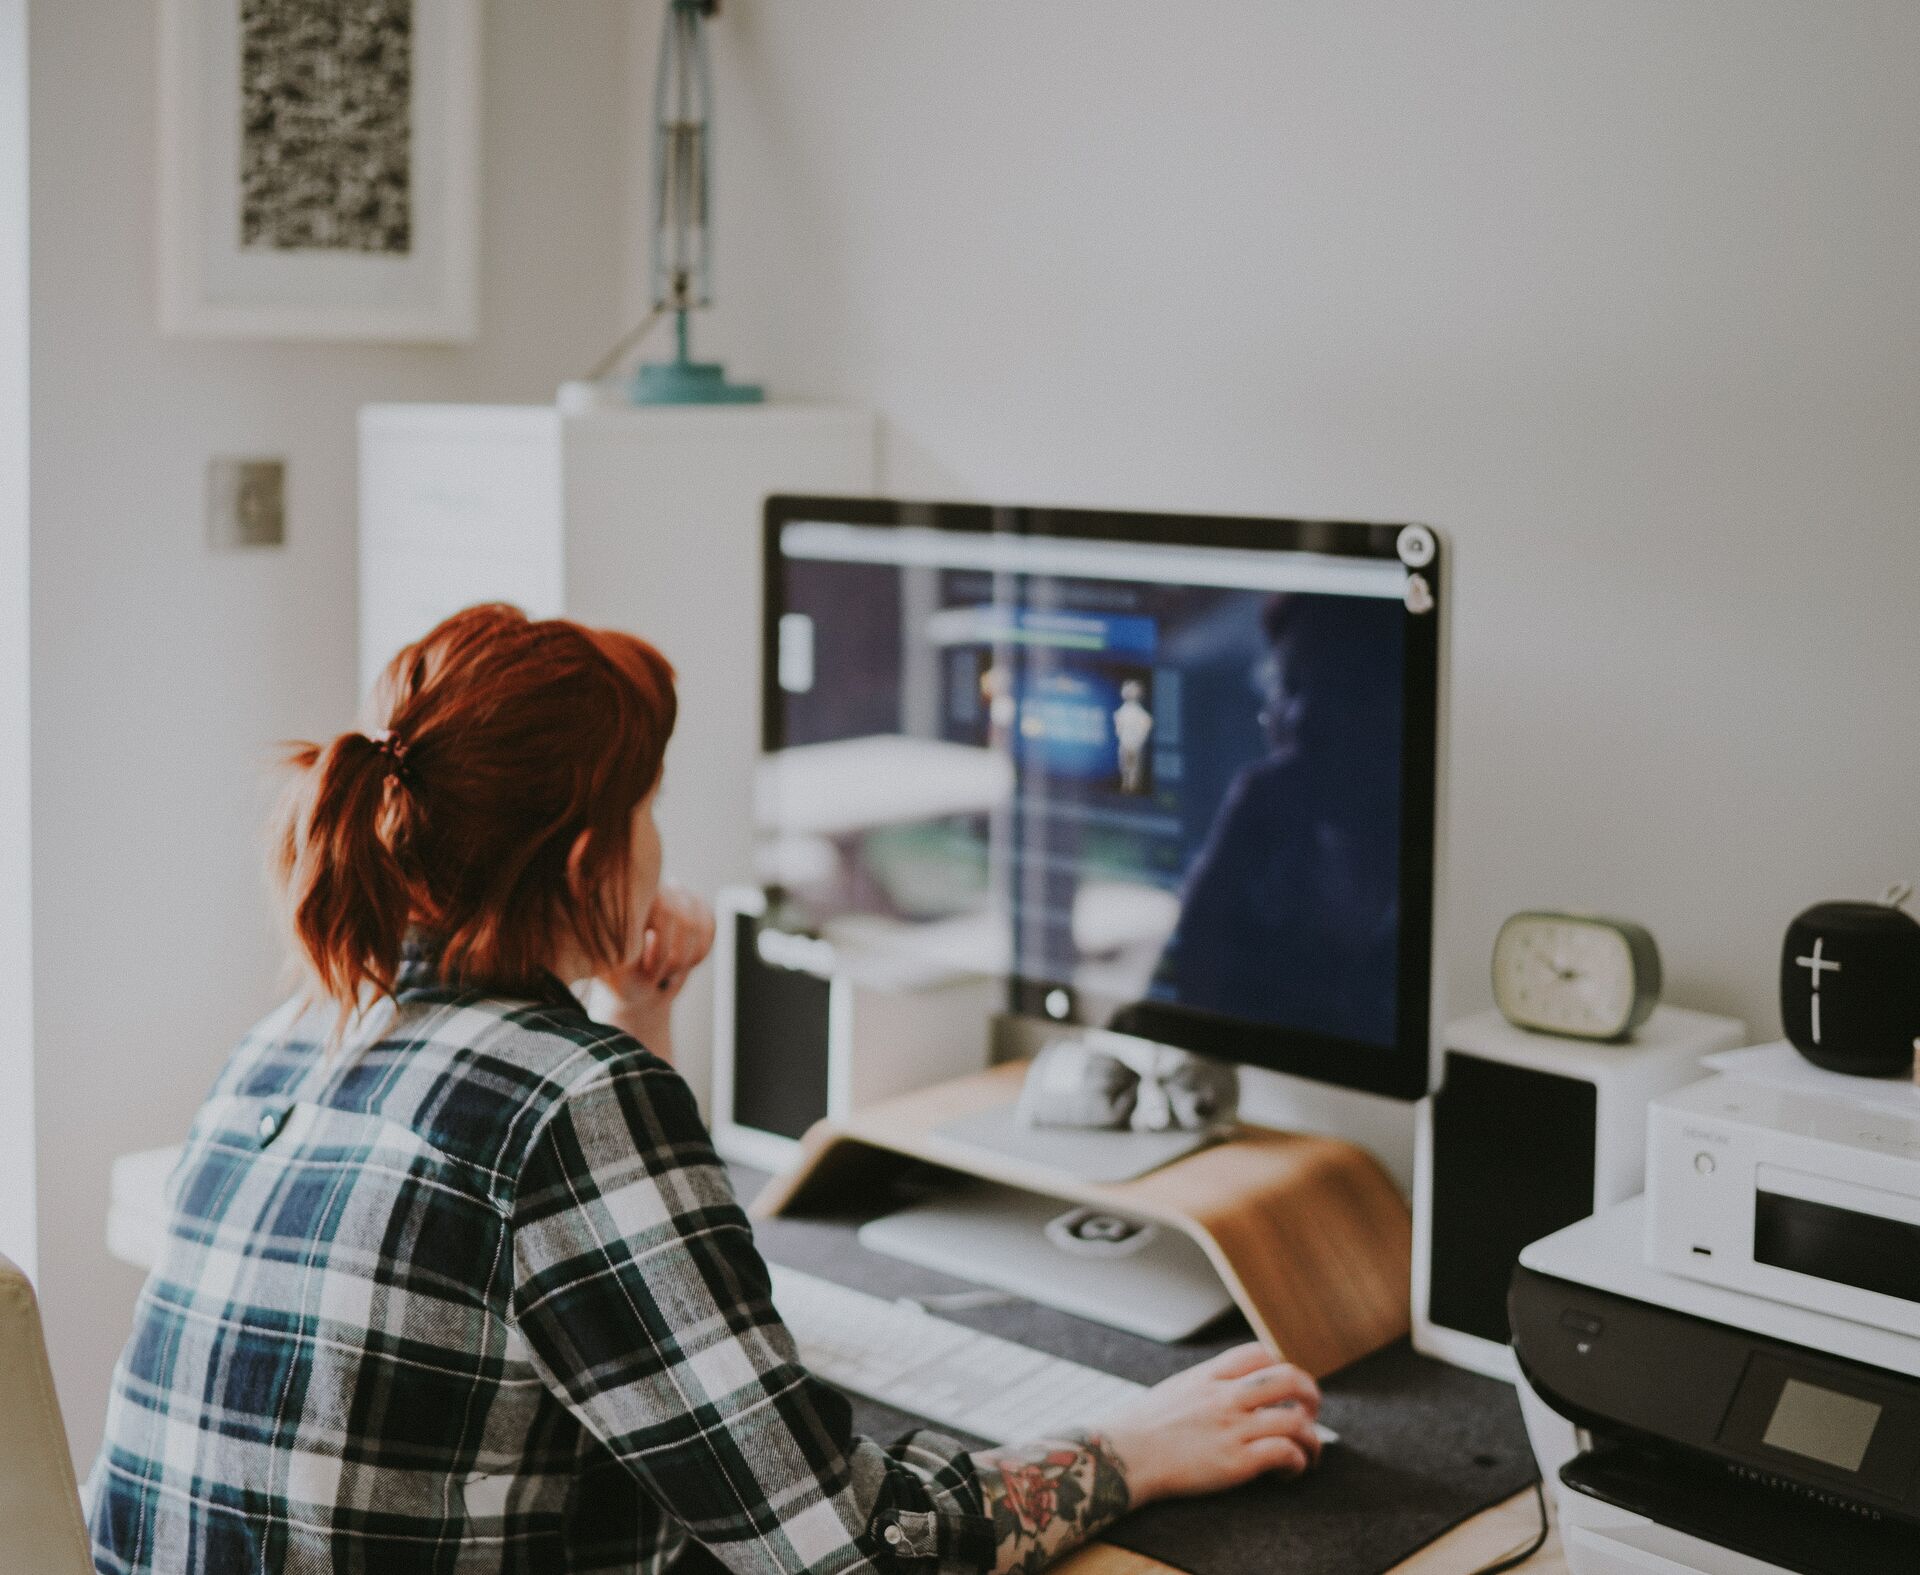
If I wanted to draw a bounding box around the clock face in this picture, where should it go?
[1492,914,1654,1040]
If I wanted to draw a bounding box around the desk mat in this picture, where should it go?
[737,1165,1539,1575]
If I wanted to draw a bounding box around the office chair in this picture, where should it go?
[0,1254,92,1574]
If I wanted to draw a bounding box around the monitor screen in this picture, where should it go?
[758,498,1442,1100]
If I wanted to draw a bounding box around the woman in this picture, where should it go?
[88,604,1323,1575]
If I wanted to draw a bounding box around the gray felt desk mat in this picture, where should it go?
[734,1165,1538,1575]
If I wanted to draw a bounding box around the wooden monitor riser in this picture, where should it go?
[750,1061,1413,1379]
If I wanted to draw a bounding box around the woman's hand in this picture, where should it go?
[627,882,717,1006]
[975,1346,1320,1575]
[595,883,717,1059]
[1101,1343,1323,1505]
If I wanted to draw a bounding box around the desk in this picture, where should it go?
[106,1145,1566,1573]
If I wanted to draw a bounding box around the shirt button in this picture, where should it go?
[258,1108,285,1145]
[883,1526,906,1547]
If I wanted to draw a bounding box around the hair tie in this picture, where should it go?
[368,728,412,787]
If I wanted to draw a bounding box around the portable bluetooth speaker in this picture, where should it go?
[1780,890,1920,1078]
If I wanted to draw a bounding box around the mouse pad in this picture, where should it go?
[739,1165,1539,1575]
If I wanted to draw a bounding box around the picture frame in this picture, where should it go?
[158,0,481,343]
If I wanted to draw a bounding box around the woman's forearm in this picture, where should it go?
[976,1431,1133,1575]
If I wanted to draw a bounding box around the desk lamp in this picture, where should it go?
[626,0,761,405]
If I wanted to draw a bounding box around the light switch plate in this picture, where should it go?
[208,457,285,548]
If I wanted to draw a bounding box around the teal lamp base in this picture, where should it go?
[628,310,763,404]
[628,358,764,405]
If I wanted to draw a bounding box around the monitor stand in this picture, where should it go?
[933,1100,1217,1185]
[751,1061,1413,1378]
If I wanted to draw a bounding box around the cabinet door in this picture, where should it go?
[358,409,562,691]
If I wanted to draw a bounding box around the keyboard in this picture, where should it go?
[769,1263,1336,1448]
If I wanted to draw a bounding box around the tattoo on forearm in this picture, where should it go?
[979,1430,1132,1575]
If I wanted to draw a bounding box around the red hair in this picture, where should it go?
[273,603,677,1018]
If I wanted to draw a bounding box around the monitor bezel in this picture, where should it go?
[761,494,1443,1102]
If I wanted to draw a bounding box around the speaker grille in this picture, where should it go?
[1429,1050,1597,1346]
[732,914,832,1141]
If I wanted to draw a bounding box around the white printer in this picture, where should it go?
[1513,1195,1920,1574]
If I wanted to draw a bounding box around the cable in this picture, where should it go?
[1467,1477,1550,1575]
[579,304,669,384]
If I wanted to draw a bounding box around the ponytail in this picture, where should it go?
[274,731,420,1021]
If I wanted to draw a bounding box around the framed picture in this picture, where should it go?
[158,0,480,342]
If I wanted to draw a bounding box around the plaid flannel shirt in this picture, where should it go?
[87,954,998,1574]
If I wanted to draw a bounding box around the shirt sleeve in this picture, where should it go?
[509,1048,997,1575]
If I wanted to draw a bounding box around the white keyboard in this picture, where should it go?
[769,1263,1336,1448]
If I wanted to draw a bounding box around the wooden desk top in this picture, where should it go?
[1060,1487,1565,1575]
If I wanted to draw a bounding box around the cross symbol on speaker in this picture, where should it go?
[1796,936,1842,1044]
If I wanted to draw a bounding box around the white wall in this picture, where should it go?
[690,1,1920,1176]
[28,0,634,1461]
[0,0,31,1279]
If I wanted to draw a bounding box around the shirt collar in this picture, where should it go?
[394,931,581,1011]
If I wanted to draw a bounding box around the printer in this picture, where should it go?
[1512,1193,1920,1575]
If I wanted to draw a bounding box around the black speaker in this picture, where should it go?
[1427,1053,1595,1350]
[1780,897,1920,1078]
[710,887,997,1170]
[1414,1006,1744,1378]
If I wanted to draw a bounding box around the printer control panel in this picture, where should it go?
[1717,1349,1920,1506]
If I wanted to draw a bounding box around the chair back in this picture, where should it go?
[0,1254,93,1574]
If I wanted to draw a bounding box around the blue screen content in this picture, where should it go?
[765,524,1409,1053]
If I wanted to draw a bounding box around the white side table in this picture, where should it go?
[104,1146,178,1272]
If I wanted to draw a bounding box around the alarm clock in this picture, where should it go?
[1491,911,1663,1041]
[1779,887,1920,1077]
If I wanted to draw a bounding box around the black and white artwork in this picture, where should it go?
[161,0,477,341]
[240,0,414,255]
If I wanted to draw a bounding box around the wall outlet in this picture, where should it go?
[207,457,285,548]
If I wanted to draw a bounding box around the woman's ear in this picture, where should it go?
[556,828,605,973]
[566,827,593,893]
[561,825,641,980]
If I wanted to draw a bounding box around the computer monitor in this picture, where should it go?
[757,497,1445,1102]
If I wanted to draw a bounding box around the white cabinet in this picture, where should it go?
[358,402,877,1108]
